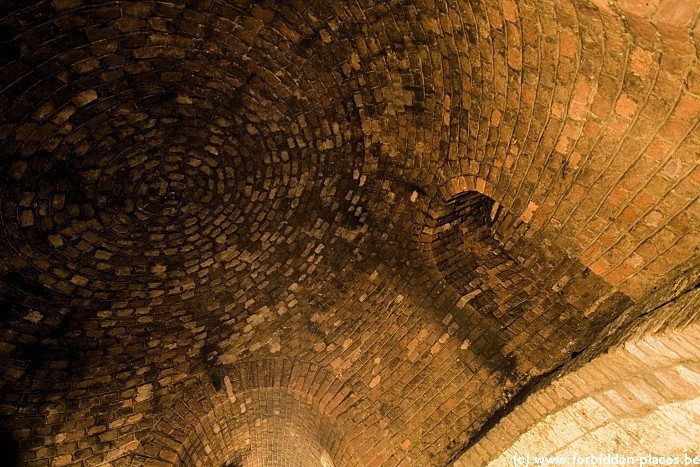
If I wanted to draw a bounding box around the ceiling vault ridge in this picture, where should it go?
[0,0,697,465]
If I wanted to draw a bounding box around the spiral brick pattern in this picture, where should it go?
[0,0,697,465]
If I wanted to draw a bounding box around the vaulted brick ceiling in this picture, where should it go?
[0,0,698,465]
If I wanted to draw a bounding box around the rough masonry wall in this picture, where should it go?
[0,0,698,465]
[455,289,700,466]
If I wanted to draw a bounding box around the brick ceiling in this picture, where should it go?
[0,0,698,465]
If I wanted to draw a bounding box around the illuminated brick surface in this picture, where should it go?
[0,0,697,465]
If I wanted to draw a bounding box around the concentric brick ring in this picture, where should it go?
[1,130,246,297]
[1,0,696,465]
[0,0,374,306]
[92,145,239,251]
[102,152,221,225]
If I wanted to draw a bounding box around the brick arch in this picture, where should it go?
[417,188,630,377]
[178,389,344,467]
[455,293,700,466]
[131,359,357,466]
[422,0,699,303]
[0,0,696,465]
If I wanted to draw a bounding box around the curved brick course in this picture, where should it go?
[455,291,700,466]
[0,0,697,465]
